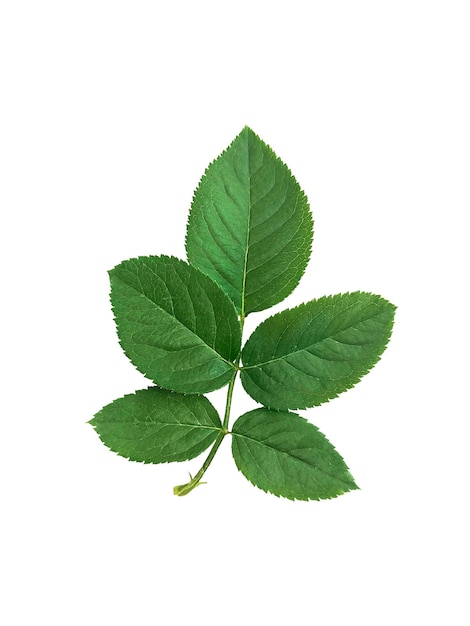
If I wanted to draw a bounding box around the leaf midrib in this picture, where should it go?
[98,421,223,432]
[240,131,253,320]
[241,308,387,370]
[232,431,354,489]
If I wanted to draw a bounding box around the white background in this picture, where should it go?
[1,1,469,624]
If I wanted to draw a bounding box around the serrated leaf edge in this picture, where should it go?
[240,291,396,410]
[185,126,313,315]
[90,386,224,465]
[231,410,359,502]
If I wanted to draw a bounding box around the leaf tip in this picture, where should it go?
[241,124,255,135]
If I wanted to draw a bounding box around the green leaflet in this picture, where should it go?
[185,126,313,316]
[90,387,223,463]
[110,255,241,394]
[231,408,358,501]
[241,292,396,410]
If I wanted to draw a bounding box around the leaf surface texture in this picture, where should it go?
[241,292,396,410]
[231,408,358,501]
[110,255,241,394]
[90,387,222,463]
[186,126,313,315]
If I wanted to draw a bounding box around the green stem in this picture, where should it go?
[222,371,237,430]
[173,371,237,497]
[173,428,227,496]
[174,316,245,497]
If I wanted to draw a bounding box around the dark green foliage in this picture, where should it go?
[186,127,313,316]
[109,255,241,394]
[91,127,396,501]
[90,387,222,463]
[232,409,358,501]
[241,292,396,410]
